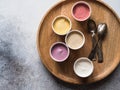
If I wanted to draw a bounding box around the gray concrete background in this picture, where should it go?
[0,0,120,90]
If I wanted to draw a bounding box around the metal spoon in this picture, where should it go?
[88,23,107,61]
[97,23,107,62]
[87,19,97,60]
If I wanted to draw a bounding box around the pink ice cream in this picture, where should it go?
[73,3,90,21]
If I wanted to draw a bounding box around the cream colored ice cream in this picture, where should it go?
[65,30,85,50]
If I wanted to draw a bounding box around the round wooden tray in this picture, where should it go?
[37,0,120,84]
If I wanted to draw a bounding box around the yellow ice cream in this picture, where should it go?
[53,17,70,35]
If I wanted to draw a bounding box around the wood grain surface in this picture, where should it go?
[37,0,120,84]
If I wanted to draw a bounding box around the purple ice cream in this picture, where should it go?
[51,43,69,61]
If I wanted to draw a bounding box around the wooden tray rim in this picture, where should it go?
[36,0,120,84]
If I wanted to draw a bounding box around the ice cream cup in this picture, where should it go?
[50,42,70,62]
[52,15,72,35]
[71,1,91,21]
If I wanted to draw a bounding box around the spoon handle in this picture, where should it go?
[92,35,96,49]
[97,39,103,63]
[88,40,99,60]
[92,34,97,59]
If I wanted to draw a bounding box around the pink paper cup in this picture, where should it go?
[71,1,91,21]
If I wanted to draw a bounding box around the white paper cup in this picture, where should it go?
[73,57,94,78]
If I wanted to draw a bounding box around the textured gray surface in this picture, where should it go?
[0,0,120,90]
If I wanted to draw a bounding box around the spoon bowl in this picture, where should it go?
[97,23,107,40]
[87,19,97,33]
